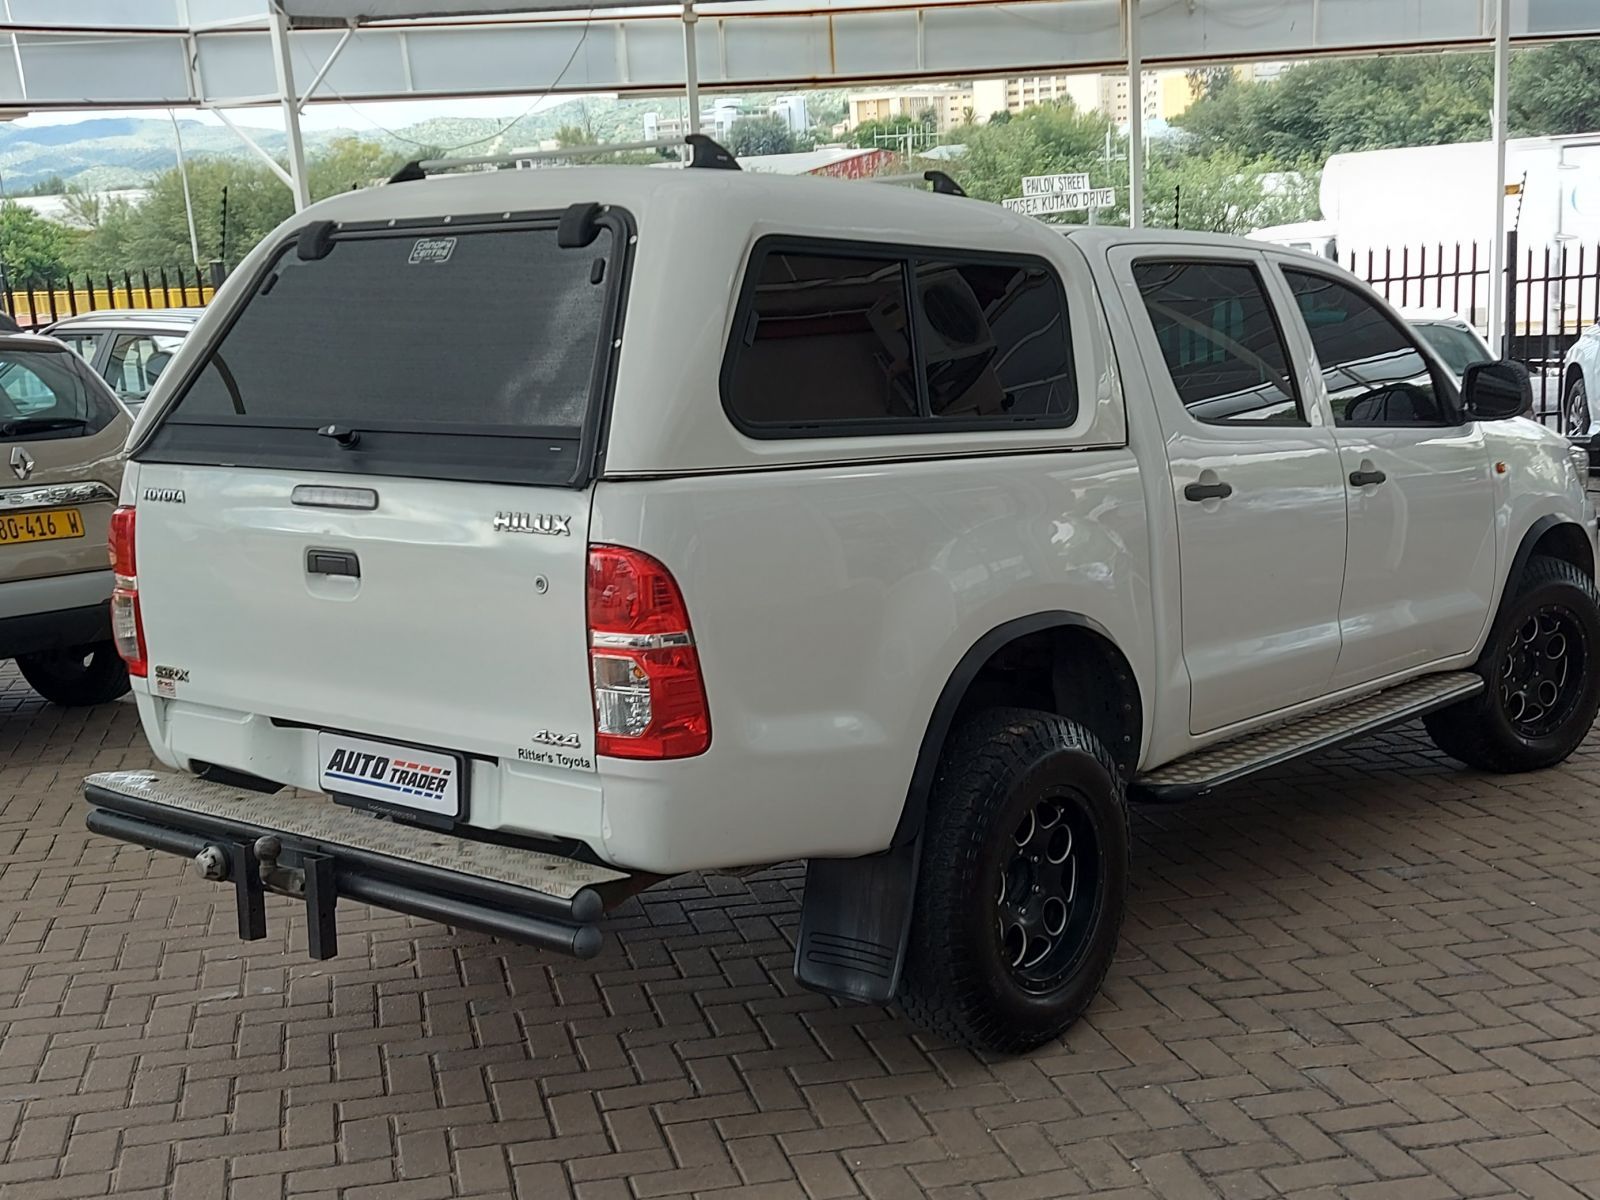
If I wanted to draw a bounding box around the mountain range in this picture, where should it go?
[0,92,844,194]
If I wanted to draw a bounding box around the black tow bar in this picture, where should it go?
[83,802,604,960]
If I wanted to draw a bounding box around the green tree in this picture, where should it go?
[1148,146,1319,234]
[1176,55,1493,164]
[20,175,69,197]
[725,115,797,157]
[307,137,414,197]
[947,101,1118,212]
[0,202,72,285]
[1512,41,1600,136]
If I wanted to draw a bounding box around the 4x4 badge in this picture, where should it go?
[9,447,33,481]
[493,512,571,536]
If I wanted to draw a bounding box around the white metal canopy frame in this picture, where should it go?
[3,0,1596,341]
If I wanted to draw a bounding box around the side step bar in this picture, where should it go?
[83,770,630,960]
[1134,671,1484,801]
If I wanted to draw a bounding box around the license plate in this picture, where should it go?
[317,732,462,818]
[0,507,84,545]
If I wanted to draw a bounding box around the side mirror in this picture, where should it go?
[1463,360,1532,420]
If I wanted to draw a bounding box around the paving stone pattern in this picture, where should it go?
[2,664,1599,1199]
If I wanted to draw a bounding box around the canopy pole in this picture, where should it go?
[268,1,311,210]
[169,110,202,270]
[682,2,701,136]
[1487,0,1510,351]
[1126,0,1143,229]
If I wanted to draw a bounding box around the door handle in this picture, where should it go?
[1183,480,1233,502]
[1349,468,1387,488]
[306,548,360,578]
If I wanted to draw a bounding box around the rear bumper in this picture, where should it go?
[83,770,632,960]
[0,570,113,658]
[0,602,112,659]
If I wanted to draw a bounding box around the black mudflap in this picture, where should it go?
[793,839,920,1005]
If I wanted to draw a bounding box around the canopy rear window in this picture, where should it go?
[145,211,628,487]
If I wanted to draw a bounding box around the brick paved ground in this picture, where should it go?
[2,665,1599,1200]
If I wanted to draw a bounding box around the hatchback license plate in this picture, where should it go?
[317,732,462,818]
[0,507,84,545]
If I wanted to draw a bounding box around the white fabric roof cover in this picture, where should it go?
[280,0,666,21]
[4,0,1598,110]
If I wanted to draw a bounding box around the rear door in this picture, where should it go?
[1115,248,1348,733]
[130,207,630,765]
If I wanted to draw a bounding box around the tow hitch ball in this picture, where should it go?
[192,836,340,960]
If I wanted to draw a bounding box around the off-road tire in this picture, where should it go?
[1425,555,1600,772]
[899,708,1129,1053]
[15,643,131,707]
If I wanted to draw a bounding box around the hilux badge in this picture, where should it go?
[493,512,571,536]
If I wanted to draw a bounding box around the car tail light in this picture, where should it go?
[108,506,146,678]
[587,545,709,759]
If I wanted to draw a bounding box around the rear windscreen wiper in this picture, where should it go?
[0,417,89,436]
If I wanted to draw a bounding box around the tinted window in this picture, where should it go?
[1285,271,1451,426]
[915,260,1074,421]
[169,227,612,434]
[1133,260,1301,425]
[106,333,185,408]
[725,243,1077,434]
[728,251,917,426]
[0,349,116,440]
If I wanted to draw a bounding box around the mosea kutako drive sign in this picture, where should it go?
[1002,188,1117,217]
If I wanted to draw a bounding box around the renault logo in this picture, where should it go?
[9,447,33,481]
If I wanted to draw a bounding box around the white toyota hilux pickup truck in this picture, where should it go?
[84,138,1600,1054]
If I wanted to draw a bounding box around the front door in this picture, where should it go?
[1117,250,1349,733]
[1276,265,1497,687]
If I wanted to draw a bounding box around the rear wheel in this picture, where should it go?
[14,643,130,707]
[899,709,1128,1053]
[1425,556,1600,772]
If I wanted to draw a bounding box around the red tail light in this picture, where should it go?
[587,545,710,759]
[108,506,147,678]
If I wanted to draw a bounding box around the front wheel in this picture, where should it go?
[899,709,1128,1054]
[1425,555,1600,772]
[14,643,131,707]
[1564,374,1592,439]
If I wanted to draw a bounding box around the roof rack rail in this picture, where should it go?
[387,133,739,184]
[866,170,967,198]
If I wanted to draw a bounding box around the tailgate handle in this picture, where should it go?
[306,548,360,578]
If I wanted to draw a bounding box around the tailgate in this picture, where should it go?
[118,201,632,783]
[133,463,595,762]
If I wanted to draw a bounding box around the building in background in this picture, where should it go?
[768,95,810,135]
[644,97,742,141]
[847,85,974,133]
[852,69,1204,134]
[737,147,895,178]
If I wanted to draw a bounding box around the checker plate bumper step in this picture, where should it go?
[83,770,629,960]
[1134,672,1484,801]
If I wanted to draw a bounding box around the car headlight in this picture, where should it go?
[1570,442,1591,479]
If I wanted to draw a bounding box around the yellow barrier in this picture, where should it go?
[7,286,215,327]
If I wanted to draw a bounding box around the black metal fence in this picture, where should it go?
[1350,234,1600,428]
[1,265,219,331]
